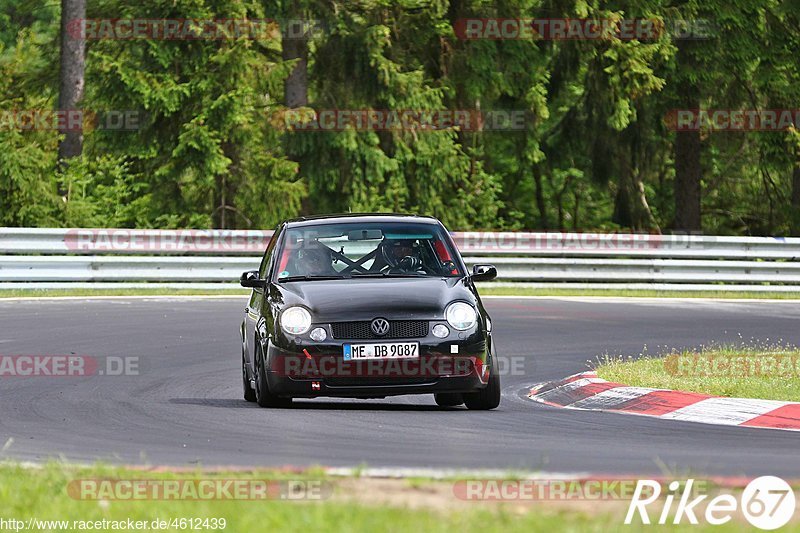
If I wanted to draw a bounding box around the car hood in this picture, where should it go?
[274,277,474,321]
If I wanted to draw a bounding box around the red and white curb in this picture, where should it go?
[528,371,800,432]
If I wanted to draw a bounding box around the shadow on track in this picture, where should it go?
[169,397,466,411]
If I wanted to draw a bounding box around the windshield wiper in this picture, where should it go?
[277,275,346,283]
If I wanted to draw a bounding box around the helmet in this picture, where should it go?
[381,239,418,269]
[300,246,332,275]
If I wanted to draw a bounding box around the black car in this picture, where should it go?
[239,213,500,409]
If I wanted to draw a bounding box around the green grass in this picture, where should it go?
[596,342,800,401]
[0,462,699,533]
[1,462,790,532]
[1,287,800,299]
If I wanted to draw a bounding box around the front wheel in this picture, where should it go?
[254,345,292,408]
[463,355,501,410]
[242,355,256,402]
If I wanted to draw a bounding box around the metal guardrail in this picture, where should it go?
[3,227,800,258]
[1,227,799,291]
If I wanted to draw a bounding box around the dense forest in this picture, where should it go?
[0,0,798,234]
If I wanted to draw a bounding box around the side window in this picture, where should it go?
[259,226,281,279]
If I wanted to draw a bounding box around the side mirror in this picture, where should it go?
[471,264,497,282]
[240,270,265,289]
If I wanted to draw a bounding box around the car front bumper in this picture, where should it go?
[263,334,490,398]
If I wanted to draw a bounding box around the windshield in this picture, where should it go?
[273,221,463,281]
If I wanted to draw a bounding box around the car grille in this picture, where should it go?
[331,320,429,340]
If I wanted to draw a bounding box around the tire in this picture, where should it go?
[254,345,292,408]
[463,355,501,410]
[434,393,464,407]
[242,355,256,402]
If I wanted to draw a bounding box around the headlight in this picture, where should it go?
[281,306,312,335]
[445,302,477,331]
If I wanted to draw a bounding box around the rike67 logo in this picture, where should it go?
[625,477,795,529]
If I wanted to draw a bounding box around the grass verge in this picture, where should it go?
[596,343,800,401]
[0,463,660,533]
[1,287,800,299]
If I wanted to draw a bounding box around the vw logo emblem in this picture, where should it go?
[371,318,390,336]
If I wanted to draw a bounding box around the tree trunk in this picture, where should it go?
[674,127,702,231]
[532,166,549,229]
[791,163,800,236]
[214,141,241,229]
[57,0,86,195]
[673,43,702,231]
[613,173,658,231]
[282,16,309,213]
[282,33,308,108]
[613,130,659,231]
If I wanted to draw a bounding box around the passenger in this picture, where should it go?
[299,246,337,276]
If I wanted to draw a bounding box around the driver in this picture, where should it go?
[381,239,423,271]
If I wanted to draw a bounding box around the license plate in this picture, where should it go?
[343,342,419,361]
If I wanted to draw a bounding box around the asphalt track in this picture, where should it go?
[0,296,798,476]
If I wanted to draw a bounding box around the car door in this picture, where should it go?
[244,225,282,369]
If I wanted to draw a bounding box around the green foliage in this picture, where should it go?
[0,20,60,226]
[0,0,798,233]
